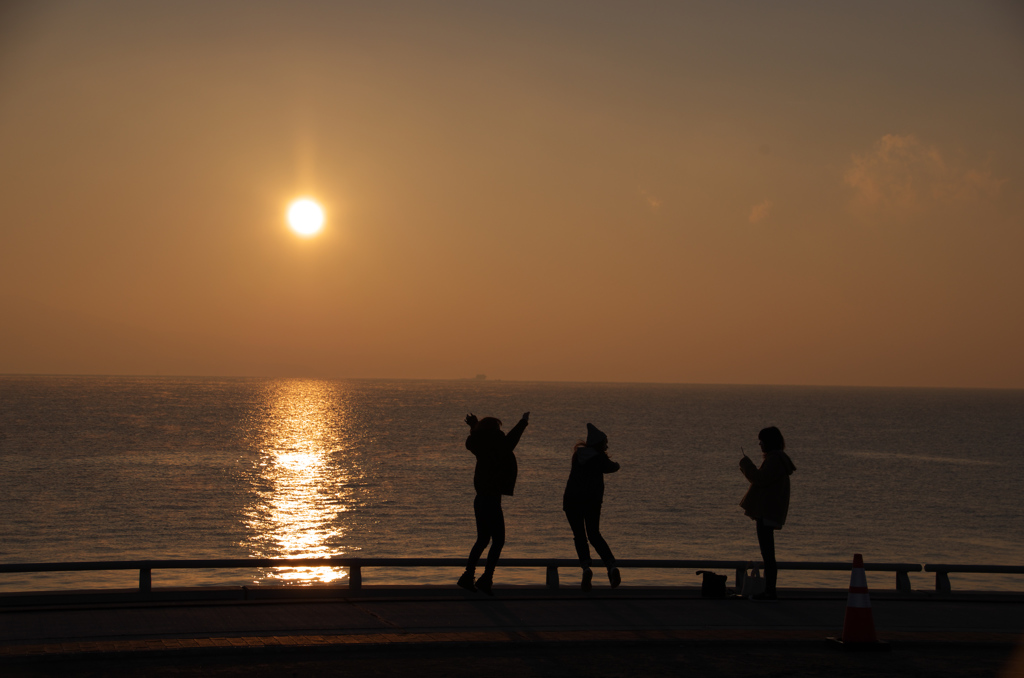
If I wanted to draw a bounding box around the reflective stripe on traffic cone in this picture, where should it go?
[829,553,890,650]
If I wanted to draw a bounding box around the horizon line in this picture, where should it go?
[1,372,1021,392]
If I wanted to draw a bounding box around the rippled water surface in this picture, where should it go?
[1,376,1022,591]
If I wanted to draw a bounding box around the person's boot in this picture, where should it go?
[581,568,593,592]
[475,572,494,596]
[608,567,621,589]
[457,569,476,592]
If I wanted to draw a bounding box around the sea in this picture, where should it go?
[1,376,1022,593]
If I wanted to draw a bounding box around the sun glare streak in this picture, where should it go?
[242,380,357,585]
[287,198,324,236]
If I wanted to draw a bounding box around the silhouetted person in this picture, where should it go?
[457,411,530,595]
[739,426,796,600]
[563,423,621,591]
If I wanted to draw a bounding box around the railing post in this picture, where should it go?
[349,565,362,591]
[935,571,951,593]
[546,566,559,590]
[139,568,152,593]
[896,570,911,592]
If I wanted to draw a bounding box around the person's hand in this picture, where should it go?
[522,411,530,423]
[465,413,478,428]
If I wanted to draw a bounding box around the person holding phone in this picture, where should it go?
[739,426,796,601]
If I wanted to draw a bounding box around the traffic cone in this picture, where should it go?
[829,553,889,650]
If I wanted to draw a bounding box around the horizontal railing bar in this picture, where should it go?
[925,564,1024,574]
[0,559,356,573]
[0,558,923,574]
[773,562,923,572]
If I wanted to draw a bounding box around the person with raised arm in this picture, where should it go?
[563,423,621,591]
[739,426,796,601]
[457,411,530,595]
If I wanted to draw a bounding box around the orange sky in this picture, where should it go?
[2,1,1022,388]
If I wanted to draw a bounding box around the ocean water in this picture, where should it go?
[1,376,1022,592]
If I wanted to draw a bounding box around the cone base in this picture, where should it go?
[827,637,891,652]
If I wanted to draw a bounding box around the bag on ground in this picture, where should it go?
[740,567,766,598]
[695,570,728,598]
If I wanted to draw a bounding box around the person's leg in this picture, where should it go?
[565,505,594,590]
[583,503,615,566]
[472,495,503,594]
[466,495,492,568]
[459,495,492,590]
[756,519,778,596]
[564,506,592,568]
[584,503,620,588]
[482,496,505,575]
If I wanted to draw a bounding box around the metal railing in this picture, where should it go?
[924,564,1024,593]
[0,558,924,593]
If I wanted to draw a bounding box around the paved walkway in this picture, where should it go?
[1,587,1023,676]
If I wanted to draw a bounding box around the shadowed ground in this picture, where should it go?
[1,587,1022,677]
[5,642,1022,678]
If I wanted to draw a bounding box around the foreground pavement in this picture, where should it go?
[1,586,1023,676]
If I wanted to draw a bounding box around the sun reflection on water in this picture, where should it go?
[241,380,358,584]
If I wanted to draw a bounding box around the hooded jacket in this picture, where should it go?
[562,446,620,510]
[739,450,796,528]
[466,416,528,496]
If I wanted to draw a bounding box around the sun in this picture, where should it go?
[287,199,325,236]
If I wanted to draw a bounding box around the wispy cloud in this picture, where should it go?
[748,199,773,224]
[844,134,1004,211]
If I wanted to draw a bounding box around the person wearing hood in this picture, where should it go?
[563,423,621,591]
[457,411,530,595]
[739,426,797,601]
